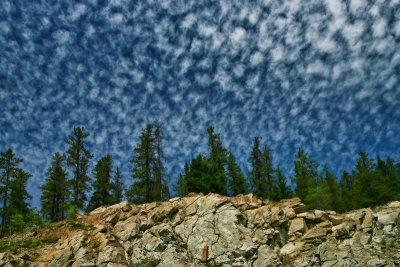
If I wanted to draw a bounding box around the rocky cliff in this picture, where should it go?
[1,193,399,266]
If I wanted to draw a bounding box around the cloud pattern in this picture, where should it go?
[1,0,399,208]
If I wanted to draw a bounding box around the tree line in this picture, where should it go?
[1,125,399,236]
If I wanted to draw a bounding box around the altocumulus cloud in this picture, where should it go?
[0,0,399,208]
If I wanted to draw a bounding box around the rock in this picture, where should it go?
[376,211,399,225]
[96,245,127,266]
[121,202,132,212]
[278,197,306,214]
[51,250,74,267]
[280,241,305,259]
[367,257,387,267]
[387,201,400,208]
[328,215,343,226]
[314,210,329,222]
[288,218,308,238]
[253,245,282,267]
[4,194,400,267]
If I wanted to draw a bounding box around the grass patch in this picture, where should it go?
[134,257,160,267]
[69,222,96,231]
[0,236,60,254]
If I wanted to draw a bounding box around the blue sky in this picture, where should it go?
[1,0,400,209]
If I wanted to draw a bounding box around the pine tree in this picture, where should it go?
[0,148,23,236]
[175,163,190,197]
[185,154,213,194]
[112,167,124,204]
[339,170,355,210]
[291,147,320,202]
[87,155,114,211]
[248,137,265,199]
[206,127,228,195]
[275,166,292,200]
[323,164,343,211]
[226,152,247,196]
[40,152,70,222]
[154,124,169,201]
[260,144,276,199]
[126,124,156,204]
[248,137,277,200]
[9,168,32,220]
[351,151,376,208]
[65,126,93,210]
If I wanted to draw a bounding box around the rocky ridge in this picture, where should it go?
[1,193,399,266]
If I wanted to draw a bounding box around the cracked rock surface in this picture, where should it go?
[1,194,400,266]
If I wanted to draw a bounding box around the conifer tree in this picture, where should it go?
[291,147,320,202]
[248,137,277,200]
[260,144,276,199]
[154,124,169,201]
[40,152,70,222]
[339,170,354,210]
[65,126,93,210]
[248,137,265,198]
[87,155,114,211]
[206,127,228,194]
[351,151,376,208]
[275,166,292,200]
[9,168,32,220]
[112,167,124,204]
[323,164,343,211]
[175,163,190,197]
[185,154,213,194]
[126,124,156,204]
[0,148,23,236]
[226,152,247,195]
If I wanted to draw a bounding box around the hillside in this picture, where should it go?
[0,193,399,266]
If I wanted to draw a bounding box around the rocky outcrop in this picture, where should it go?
[1,194,400,266]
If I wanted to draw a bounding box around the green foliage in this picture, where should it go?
[175,127,247,197]
[0,148,32,236]
[345,152,400,210]
[226,152,248,195]
[40,152,70,222]
[10,213,25,234]
[127,124,170,204]
[206,126,229,195]
[275,166,292,200]
[112,167,124,204]
[134,257,160,267]
[291,147,320,203]
[0,236,59,254]
[248,137,278,200]
[65,126,93,210]
[86,155,115,212]
[66,205,78,223]
[127,124,156,204]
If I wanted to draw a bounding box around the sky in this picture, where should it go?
[1,0,400,209]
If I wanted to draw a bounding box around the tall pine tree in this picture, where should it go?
[87,155,114,211]
[275,166,292,200]
[206,127,229,195]
[40,152,70,222]
[226,152,247,196]
[126,124,156,204]
[9,168,32,221]
[248,137,278,200]
[65,126,93,210]
[154,124,169,201]
[351,151,376,208]
[260,144,276,200]
[0,149,23,236]
[112,167,124,204]
[291,147,320,202]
